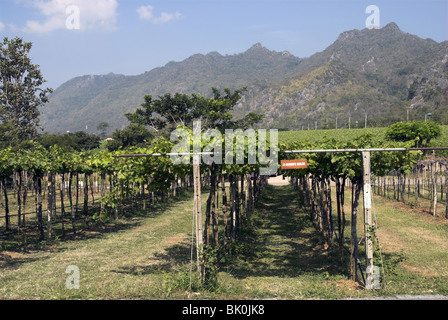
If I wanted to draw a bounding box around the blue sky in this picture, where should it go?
[0,0,447,90]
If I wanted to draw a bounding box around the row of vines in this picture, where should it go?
[279,133,426,284]
[0,136,271,286]
[0,141,268,235]
[3,129,446,286]
[372,158,448,218]
[0,141,188,240]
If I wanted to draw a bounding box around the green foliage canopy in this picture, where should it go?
[106,124,153,152]
[38,131,101,152]
[385,120,441,148]
[125,87,263,135]
[0,37,52,147]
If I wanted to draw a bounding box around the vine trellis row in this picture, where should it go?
[115,147,448,287]
[2,144,448,288]
[114,151,269,283]
[282,146,448,288]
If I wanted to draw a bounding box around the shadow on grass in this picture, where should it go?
[0,251,44,270]
[119,183,346,281]
[109,184,355,293]
[112,240,193,276]
[0,190,195,270]
[223,184,344,279]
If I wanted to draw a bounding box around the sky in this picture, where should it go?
[0,0,447,90]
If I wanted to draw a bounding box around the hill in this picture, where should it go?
[40,43,303,134]
[39,23,448,134]
[236,23,448,129]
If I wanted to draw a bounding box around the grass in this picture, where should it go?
[367,194,448,296]
[216,184,448,299]
[0,190,197,299]
[278,125,448,157]
[1,181,448,299]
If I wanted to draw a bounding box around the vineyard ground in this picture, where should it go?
[1,182,448,299]
[278,126,448,153]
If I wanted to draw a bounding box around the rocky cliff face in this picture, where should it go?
[235,23,448,129]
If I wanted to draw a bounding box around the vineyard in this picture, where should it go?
[279,125,448,150]
[0,135,275,289]
[283,149,448,286]
[0,142,268,237]
[1,122,448,298]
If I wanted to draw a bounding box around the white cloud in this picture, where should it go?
[137,5,155,21]
[0,21,5,32]
[23,0,119,33]
[137,4,181,24]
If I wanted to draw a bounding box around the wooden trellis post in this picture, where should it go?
[193,153,204,280]
[362,151,375,289]
[193,120,204,281]
[432,161,438,217]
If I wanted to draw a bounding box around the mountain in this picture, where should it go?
[235,22,448,129]
[40,23,448,134]
[234,59,393,129]
[233,23,448,129]
[40,43,303,134]
[295,22,444,75]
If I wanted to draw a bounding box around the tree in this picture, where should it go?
[0,37,52,147]
[106,124,153,151]
[38,131,100,151]
[71,131,101,151]
[125,87,263,134]
[0,121,14,149]
[125,91,203,134]
[385,120,441,148]
[97,122,109,137]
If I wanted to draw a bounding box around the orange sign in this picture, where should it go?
[281,159,308,169]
